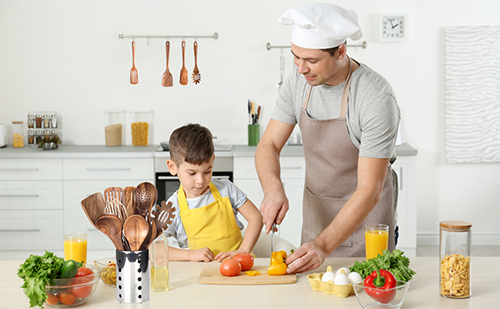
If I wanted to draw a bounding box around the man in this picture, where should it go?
[255,3,400,273]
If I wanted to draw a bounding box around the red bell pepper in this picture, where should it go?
[364,269,397,304]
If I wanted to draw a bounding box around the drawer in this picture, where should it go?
[0,210,63,250]
[234,157,305,179]
[0,158,62,180]
[0,180,63,210]
[63,158,154,180]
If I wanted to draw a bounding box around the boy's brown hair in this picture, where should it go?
[169,123,214,166]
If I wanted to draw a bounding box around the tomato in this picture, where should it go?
[57,291,75,305]
[219,259,241,277]
[75,266,94,280]
[233,253,254,271]
[45,293,58,305]
[70,277,93,298]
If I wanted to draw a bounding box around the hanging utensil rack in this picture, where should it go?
[118,32,218,40]
[266,40,367,51]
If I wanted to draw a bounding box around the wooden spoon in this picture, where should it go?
[192,41,201,84]
[123,186,136,216]
[130,41,138,84]
[134,182,158,217]
[140,219,156,250]
[123,215,149,251]
[96,214,125,251]
[161,41,173,87]
[80,192,105,229]
[179,41,188,86]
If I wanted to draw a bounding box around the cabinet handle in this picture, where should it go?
[86,168,132,171]
[281,166,301,170]
[0,229,41,232]
[399,167,403,191]
[158,176,179,180]
[0,168,40,171]
[213,176,230,179]
[0,194,40,198]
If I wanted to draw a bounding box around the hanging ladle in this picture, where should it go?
[123,215,149,252]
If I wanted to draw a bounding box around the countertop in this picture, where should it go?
[1,256,496,309]
[0,144,418,158]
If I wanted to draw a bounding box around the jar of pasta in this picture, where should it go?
[439,220,471,299]
[130,109,154,146]
[12,121,24,148]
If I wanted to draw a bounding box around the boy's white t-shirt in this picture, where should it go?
[164,178,247,249]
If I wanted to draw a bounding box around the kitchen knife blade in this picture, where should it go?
[270,222,276,254]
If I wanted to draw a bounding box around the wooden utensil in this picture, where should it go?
[80,192,105,229]
[123,186,136,216]
[123,215,149,251]
[192,41,201,84]
[152,200,176,238]
[179,41,188,85]
[161,41,173,87]
[134,182,157,218]
[199,266,297,285]
[140,218,156,250]
[96,214,125,251]
[104,187,127,223]
[130,41,138,84]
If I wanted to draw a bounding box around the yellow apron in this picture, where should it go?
[178,182,243,256]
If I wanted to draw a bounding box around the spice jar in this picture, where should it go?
[51,114,58,128]
[35,130,43,144]
[43,114,51,128]
[28,130,35,145]
[12,121,24,148]
[439,220,472,299]
[27,114,35,128]
[35,114,42,128]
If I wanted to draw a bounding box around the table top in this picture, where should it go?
[1,257,496,309]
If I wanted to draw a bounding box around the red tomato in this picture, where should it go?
[219,259,241,277]
[233,253,254,271]
[75,267,94,280]
[70,277,93,298]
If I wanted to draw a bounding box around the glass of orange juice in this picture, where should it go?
[364,224,389,260]
[64,232,87,264]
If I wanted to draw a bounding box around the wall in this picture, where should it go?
[1,0,499,245]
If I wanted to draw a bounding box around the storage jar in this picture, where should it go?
[103,109,125,146]
[130,109,154,146]
[439,220,472,299]
[12,121,24,148]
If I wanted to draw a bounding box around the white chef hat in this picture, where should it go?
[278,3,363,49]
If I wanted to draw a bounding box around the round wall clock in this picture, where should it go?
[380,14,408,42]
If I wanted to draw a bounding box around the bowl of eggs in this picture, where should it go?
[307,266,363,297]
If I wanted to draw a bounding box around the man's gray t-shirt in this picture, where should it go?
[272,60,400,163]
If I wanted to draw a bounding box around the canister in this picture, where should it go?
[439,220,472,298]
[12,121,24,148]
[130,109,154,146]
[103,109,126,146]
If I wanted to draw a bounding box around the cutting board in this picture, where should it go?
[199,266,297,285]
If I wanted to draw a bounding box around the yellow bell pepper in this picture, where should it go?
[268,250,287,275]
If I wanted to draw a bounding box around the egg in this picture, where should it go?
[347,271,363,283]
[336,267,350,276]
[334,273,350,285]
[321,266,335,282]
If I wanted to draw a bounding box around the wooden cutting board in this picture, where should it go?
[199,266,297,285]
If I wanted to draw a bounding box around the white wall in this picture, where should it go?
[1,0,499,245]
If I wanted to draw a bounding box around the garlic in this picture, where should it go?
[321,266,336,282]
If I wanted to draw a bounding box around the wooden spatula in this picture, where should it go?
[161,41,173,87]
[130,41,138,84]
[179,41,188,86]
[192,41,201,84]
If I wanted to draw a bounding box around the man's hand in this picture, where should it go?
[260,190,289,234]
[189,247,214,262]
[285,240,328,273]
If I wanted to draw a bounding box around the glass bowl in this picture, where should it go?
[45,264,100,307]
[353,280,410,309]
[94,257,116,287]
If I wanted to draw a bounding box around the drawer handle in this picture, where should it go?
[0,229,41,232]
[213,176,230,179]
[158,176,179,180]
[86,168,132,171]
[281,166,302,170]
[0,194,40,198]
[0,168,40,171]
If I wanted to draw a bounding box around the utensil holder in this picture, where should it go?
[116,249,150,303]
[248,124,260,146]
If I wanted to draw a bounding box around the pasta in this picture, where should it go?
[131,122,149,146]
[440,254,470,298]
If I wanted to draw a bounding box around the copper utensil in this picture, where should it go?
[161,41,173,87]
[192,41,201,84]
[179,41,188,85]
[123,215,149,251]
[123,186,136,216]
[130,41,138,84]
[104,187,127,223]
[80,192,105,229]
[152,201,176,238]
[96,214,125,251]
[134,182,158,217]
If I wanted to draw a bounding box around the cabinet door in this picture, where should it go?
[0,158,62,180]
[0,180,63,210]
[0,210,63,250]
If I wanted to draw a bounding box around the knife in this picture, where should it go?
[270,222,276,254]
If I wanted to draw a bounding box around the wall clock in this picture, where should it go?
[380,14,408,42]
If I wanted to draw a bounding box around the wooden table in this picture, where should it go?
[1,257,498,308]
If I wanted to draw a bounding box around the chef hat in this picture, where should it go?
[278,3,362,49]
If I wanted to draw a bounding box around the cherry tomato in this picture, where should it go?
[45,293,58,305]
[70,277,93,298]
[233,253,254,271]
[75,267,94,280]
[57,291,76,305]
[219,259,241,277]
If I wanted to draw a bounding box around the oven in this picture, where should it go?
[154,146,234,203]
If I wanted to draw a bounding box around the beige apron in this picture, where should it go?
[299,57,395,257]
[178,182,243,256]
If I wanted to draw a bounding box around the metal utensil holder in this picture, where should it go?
[116,249,150,303]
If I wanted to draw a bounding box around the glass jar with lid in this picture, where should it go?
[439,220,472,299]
[103,109,125,146]
[28,130,35,146]
[27,114,35,128]
[130,109,154,146]
[12,121,24,148]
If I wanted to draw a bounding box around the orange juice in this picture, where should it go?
[64,237,87,264]
[365,229,388,260]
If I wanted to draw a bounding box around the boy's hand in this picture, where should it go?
[189,247,214,262]
[214,249,248,262]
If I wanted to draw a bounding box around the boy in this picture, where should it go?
[164,123,263,262]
